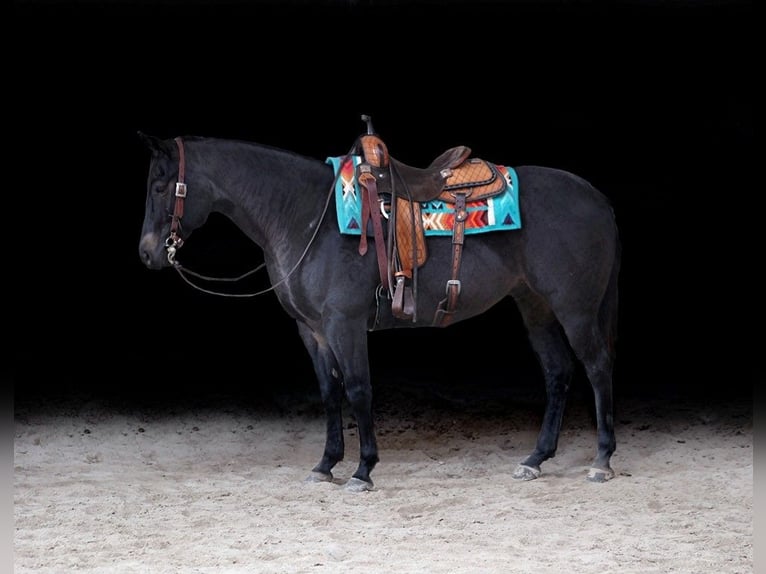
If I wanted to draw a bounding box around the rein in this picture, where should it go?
[165,136,351,298]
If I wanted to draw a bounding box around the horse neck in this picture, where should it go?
[187,138,332,257]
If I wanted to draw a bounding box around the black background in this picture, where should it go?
[12,1,755,409]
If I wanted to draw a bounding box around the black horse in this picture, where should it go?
[138,126,621,491]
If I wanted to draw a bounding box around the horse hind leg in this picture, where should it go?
[512,290,577,481]
[566,324,617,482]
[557,310,617,482]
[583,354,616,482]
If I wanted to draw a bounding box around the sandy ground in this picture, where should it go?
[14,378,752,574]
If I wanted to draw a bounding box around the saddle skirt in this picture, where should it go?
[326,155,522,237]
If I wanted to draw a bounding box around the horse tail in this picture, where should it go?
[599,212,622,358]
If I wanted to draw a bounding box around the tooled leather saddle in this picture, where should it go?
[353,115,507,327]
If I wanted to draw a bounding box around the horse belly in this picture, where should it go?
[373,232,522,329]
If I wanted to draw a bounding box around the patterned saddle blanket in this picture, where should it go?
[326,155,522,236]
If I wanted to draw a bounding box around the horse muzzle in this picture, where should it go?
[138,231,171,269]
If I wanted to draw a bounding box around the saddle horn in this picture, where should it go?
[361,114,376,135]
[358,115,389,168]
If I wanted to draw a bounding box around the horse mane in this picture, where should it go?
[182,135,329,167]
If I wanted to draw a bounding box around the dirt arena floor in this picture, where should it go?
[14,375,752,574]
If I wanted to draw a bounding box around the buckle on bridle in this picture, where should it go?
[175,182,187,198]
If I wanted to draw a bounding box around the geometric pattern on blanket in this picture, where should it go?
[326,155,522,236]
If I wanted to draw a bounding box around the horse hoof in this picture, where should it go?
[586,467,615,482]
[344,477,374,492]
[305,471,333,483]
[512,464,541,481]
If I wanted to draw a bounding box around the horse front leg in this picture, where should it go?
[297,323,345,484]
[334,333,379,492]
[342,372,379,491]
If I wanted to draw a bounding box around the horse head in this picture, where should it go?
[137,132,212,269]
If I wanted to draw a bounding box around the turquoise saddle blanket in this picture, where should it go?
[326,155,522,236]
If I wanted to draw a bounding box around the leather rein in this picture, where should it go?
[164,136,345,298]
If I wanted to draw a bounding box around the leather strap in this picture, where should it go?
[358,170,389,292]
[169,137,188,248]
[433,192,467,327]
[358,177,370,256]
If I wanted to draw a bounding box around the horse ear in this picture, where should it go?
[137,131,172,155]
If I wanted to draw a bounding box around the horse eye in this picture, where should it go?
[152,181,168,195]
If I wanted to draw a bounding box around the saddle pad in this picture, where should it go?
[326,155,522,237]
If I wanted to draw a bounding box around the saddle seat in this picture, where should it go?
[390,153,506,203]
[387,146,472,202]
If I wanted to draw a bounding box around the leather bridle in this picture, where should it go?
[164,136,187,264]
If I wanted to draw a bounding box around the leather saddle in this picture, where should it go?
[353,116,507,326]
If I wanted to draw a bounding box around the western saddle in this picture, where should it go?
[352,115,507,327]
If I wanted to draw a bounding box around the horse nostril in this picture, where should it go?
[140,247,157,268]
[138,233,160,267]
